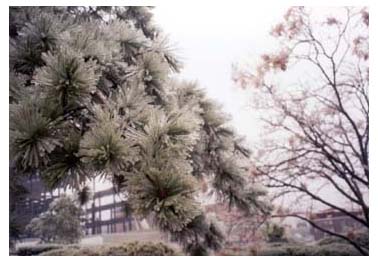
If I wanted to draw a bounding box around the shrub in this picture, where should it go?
[15,244,66,256]
[106,242,177,256]
[257,245,290,256]
[266,224,287,243]
[215,245,254,256]
[317,236,349,246]
[41,246,100,256]
[310,243,362,256]
[41,241,177,256]
[26,195,83,244]
[317,231,369,251]
[353,231,369,249]
[257,243,362,256]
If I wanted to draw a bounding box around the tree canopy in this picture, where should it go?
[233,7,368,255]
[26,195,83,244]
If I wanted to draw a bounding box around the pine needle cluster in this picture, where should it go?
[9,6,269,254]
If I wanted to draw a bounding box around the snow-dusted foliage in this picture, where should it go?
[9,7,269,255]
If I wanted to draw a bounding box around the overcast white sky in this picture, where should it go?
[152,6,369,211]
[153,5,288,145]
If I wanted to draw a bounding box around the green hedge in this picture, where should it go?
[257,243,362,256]
[317,236,349,246]
[217,242,364,256]
[14,244,67,256]
[41,241,177,256]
